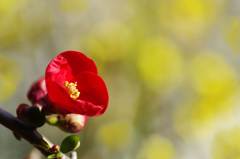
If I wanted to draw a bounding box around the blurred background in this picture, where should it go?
[0,0,240,159]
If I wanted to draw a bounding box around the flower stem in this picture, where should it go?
[0,107,76,159]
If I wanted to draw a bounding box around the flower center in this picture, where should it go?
[64,81,80,100]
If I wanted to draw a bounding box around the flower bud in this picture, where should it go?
[46,114,87,133]
[17,104,46,128]
[46,114,59,125]
[49,144,60,154]
[59,114,88,133]
[27,77,47,104]
[27,78,55,114]
[16,103,29,119]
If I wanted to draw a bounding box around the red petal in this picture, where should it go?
[45,78,75,114]
[57,50,98,74]
[46,52,74,84]
[45,50,98,88]
[75,72,109,116]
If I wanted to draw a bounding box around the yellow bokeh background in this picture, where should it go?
[0,0,240,159]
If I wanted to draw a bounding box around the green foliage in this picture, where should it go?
[47,153,63,159]
[60,135,80,153]
[46,115,59,126]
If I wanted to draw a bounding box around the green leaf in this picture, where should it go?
[60,135,80,153]
[46,114,60,125]
[47,152,62,159]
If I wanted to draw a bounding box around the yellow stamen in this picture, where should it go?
[64,81,80,100]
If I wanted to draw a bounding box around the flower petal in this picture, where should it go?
[75,72,109,116]
[46,53,74,86]
[57,50,98,74]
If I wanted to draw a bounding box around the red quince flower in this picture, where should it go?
[45,50,109,116]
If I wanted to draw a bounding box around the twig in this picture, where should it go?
[0,107,71,159]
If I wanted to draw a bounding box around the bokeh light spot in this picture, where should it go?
[137,134,175,159]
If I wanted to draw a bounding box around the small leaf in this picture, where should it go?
[60,135,80,153]
[56,153,63,158]
[47,154,56,159]
[46,114,60,125]
[47,152,63,159]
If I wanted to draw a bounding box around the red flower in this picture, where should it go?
[45,50,109,116]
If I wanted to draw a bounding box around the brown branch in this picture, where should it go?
[0,107,75,159]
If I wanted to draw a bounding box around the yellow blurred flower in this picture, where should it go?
[0,1,52,49]
[225,18,240,53]
[0,0,27,15]
[137,134,175,159]
[174,52,238,138]
[213,127,240,159]
[190,52,237,97]
[96,120,134,150]
[137,38,184,91]
[84,22,133,63]
[0,14,22,48]
[158,0,225,41]
[0,55,21,101]
[59,0,86,12]
[174,95,236,138]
